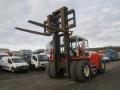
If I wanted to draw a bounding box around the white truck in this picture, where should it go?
[31,53,48,69]
[0,56,29,73]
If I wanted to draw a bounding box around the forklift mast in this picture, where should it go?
[15,6,76,77]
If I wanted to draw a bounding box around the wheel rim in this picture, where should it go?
[83,65,90,77]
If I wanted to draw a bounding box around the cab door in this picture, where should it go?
[31,55,38,68]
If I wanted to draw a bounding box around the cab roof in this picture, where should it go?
[70,35,88,42]
[2,56,20,59]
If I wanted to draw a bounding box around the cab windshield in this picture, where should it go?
[12,58,25,63]
[38,55,48,61]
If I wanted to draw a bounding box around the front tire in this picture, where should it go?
[46,61,56,78]
[70,61,77,81]
[76,60,92,82]
[49,62,56,78]
[11,67,15,73]
[46,61,64,78]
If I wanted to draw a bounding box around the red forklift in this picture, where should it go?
[15,6,105,82]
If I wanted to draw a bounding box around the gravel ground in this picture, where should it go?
[0,61,120,90]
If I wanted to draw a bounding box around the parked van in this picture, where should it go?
[0,56,29,73]
[31,53,48,69]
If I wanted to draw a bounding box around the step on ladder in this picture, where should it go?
[91,64,98,75]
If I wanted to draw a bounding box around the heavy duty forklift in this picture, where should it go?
[15,6,105,82]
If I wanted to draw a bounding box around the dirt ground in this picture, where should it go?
[0,61,120,90]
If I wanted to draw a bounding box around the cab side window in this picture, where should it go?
[8,59,12,64]
[32,56,37,61]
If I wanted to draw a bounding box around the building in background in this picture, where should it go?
[0,48,11,60]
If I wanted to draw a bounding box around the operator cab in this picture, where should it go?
[60,35,89,57]
[58,35,89,62]
[69,35,89,57]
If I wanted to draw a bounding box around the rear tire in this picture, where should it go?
[76,60,92,82]
[70,61,77,81]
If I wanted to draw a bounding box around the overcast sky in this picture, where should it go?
[0,0,120,51]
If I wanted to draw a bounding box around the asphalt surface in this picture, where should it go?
[0,61,120,90]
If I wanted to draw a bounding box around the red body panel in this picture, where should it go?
[49,49,101,70]
[89,53,101,69]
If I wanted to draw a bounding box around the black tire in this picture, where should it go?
[11,67,15,73]
[46,61,52,77]
[76,60,92,82]
[49,62,56,78]
[70,61,77,81]
[46,61,56,78]
[46,61,64,78]
[99,61,106,73]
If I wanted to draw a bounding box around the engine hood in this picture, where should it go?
[13,62,28,67]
